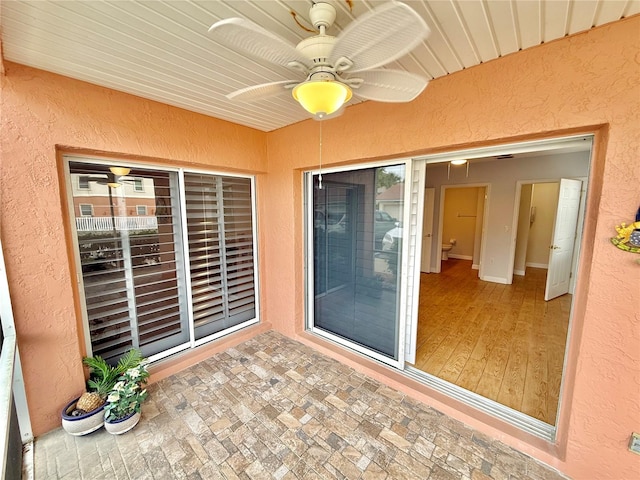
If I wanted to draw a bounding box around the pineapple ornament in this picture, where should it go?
[62,349,145,435]
[75,391,104,414]
[73,355,121,414]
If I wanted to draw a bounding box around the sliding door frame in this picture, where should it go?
[404,134,593,441]
[304,159,414,369]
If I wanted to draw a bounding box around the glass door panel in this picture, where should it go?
[311,166,405,361]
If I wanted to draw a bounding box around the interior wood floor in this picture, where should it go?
[412,259,571,425]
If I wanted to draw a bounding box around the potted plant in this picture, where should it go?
[61,349,144,436]
[103,360,150,435]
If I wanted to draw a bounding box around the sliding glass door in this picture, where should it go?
[308,165,406,364]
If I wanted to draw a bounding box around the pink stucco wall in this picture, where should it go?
[1,14,638,480]
[0,63,268,435]
[264,17,640,479]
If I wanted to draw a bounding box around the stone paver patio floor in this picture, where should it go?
[34,331,568,479]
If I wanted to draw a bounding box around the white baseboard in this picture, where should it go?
[514,269,526,276]
[480,275,509,284]
[526,262,548,269]
[472,264,479,270]
[449,254,473,260]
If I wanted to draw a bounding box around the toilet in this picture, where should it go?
[441,239,456,260]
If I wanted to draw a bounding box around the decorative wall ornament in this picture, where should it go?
[611,207,640,254]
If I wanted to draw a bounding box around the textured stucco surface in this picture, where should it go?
[0,63,267,436]
[1,15,639,480]
[265,17,640,480]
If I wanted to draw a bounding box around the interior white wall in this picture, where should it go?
[425,151,590,283]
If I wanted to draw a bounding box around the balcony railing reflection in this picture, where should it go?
[76,216,158,232]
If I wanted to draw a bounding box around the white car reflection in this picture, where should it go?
[382,224,403,252]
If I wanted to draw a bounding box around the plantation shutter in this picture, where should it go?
[129,171,188,352]
[70,163,189,364]
[79,229,132,362]
[184,174,256,340]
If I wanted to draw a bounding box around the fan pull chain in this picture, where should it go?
[318,120,323,190]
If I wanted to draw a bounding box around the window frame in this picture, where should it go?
[78,204,93,217]
[78,176,90,190]
[136,205,147,216]
[63,155,260,363]
[133,179,144,192]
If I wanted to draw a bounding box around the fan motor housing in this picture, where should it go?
[296,35,337,65]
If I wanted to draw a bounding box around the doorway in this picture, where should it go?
[435,185,487,274]
[407,135,592,431]
[513,179,585,301]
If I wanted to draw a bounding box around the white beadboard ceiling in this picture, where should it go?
[2,0,638,132]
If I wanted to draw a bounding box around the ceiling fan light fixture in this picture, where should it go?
[109,166,131,176]
[292,80,352,118]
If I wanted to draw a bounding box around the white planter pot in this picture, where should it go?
[104,411,141,435]
[61,397,105,436]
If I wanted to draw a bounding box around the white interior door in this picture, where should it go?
[545,178,582,301]
[421,188,435,273]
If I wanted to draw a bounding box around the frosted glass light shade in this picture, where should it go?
[292,80,352,117]
[450,159,467,165]
[110,166,131,176]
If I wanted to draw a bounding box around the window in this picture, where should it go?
[79,204,93,216]
[67,159,258,364]
[133,179,144,192]
[78,176,90,190]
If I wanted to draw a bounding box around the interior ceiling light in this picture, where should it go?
[447,159,470,179]
[109,166,131,176]
[292,80,352,119]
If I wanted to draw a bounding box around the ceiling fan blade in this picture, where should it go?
[347,69,428,103]
[227,80,300,102]
[209,18,310,71]
[330,1,430,73]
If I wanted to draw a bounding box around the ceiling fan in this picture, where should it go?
[85,167,137,188]
[208,0,431,119]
